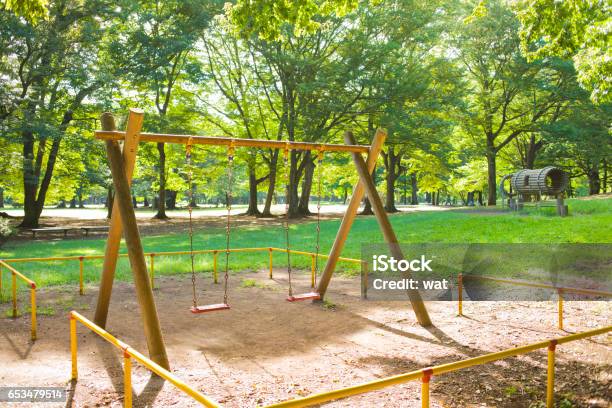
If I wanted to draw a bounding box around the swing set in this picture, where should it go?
[91,108,432,369]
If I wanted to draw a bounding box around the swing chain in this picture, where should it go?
[314,149,324,286]
[283,145,293,297]
[223,142,235,304]
[186,137,198,308]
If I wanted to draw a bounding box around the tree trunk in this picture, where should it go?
[410,173,418,205]
[477,191,483,206]
[602,159,608,193]
[383,149,399,213]
[154,142,168,219]
[298,154,315,216]
[486,143,497,205]
[20,129,41,228]
[0,188,4,208]
[287,151,301,218]
[77,188,84,208]
[132,195,138,208]
[342,186,348,204]
[144,196,149,207]
[189,186,198,207]
[262,151,278,217]
[245,164,261,216]
[360,165,376,215]
[106,187,114,219]
[524,134,542,169]
[467,191,475,206]
[69,198,76,208]
[587,164,601,195]
[165,190,177,210]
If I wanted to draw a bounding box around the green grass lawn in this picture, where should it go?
[1,197,610,293]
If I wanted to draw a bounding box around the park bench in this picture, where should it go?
[80,226,109,236]
[30,227,76,238]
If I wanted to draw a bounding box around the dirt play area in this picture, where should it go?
[1,269,610,407]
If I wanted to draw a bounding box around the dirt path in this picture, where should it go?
[3,204,452,242]
[1,271,610,407]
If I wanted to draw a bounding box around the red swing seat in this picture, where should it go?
[286,292,321,302]
[190,303,231,313]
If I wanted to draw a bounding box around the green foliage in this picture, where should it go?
[228,0,358,40]
[0,0,48,21]
[515,0,611,104]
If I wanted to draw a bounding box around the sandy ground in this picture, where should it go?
[0,270,610,408]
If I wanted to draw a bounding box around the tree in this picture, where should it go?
[228,0,357,40]
[453,0,579,205]
[110,0,222,219]
[515,0,611,104]
[1,1,117,227]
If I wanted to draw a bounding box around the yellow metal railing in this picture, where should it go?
[457,274,612,330]
[69,310,221,408]
[263,325,612,408]
[0,260,37,340]
[3,247,364,293]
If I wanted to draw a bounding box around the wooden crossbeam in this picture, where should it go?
[94,130,370,153]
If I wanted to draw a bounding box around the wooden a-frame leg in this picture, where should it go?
[94,109,143,328]
[344,131,433,327]
[105,135,170,370]
[316,129,386,299]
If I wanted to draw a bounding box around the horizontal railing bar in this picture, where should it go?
[0,260,36,287]
[265,325,611,407]
[95,131,371,153]
[70,311,221,408]
[464,274,612,297]
[2,247,363,265]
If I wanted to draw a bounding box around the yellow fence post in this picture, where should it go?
[149,253,155,289]
[12,272,17,318]
[124,350,133,408]
[30,285,37,341]
[269,248,273,279]
[70,313,78,380]
[213,251,218,284]
[311,254,316,288]
[79,257,84,295]
[421,369,432,408]
[546,340,557,408]
[457,274,463,316]
[557,289,563,330]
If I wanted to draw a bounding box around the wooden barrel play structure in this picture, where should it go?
[509,166,569,196]
[500,166,569,216]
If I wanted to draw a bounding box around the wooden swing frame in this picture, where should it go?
[92,108,432,369]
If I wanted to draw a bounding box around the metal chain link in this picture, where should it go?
[283,146,293,297]
[314,150,324,287]
[223,144,234,304]
[186,138,198,308]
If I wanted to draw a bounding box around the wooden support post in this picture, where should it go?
[94,109,143,328]
[268,248,273,279]
[344,131,432,327]
[316,129,386,298]
[104,127,169,369]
